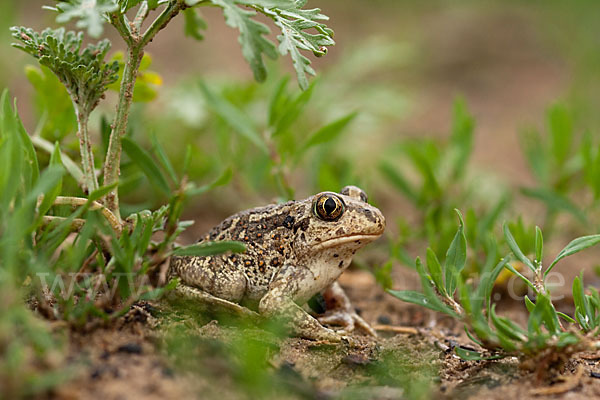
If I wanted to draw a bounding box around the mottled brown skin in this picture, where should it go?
[170,186,385,342]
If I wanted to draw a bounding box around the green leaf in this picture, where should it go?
[185,168,233,197]
[150,132,178,184]
[373,261,393,291]
[387,290,450,315]
[25,65,76,141]
[448,97,474,179]
[490,305,527,342]
[527,294,560,335]
[524,295,535,313]
[17,117,40,191]
[426,247,445,295]
[454,347,498,361]
[557,311,576,324]
[11,27,119,113]
[572,273,591,330]
[299,112,356,154]
[502,222,536,273]
[534,226,543,268]
[504,263,536,292]
[198,81,268,154]
[520,187,587,226]
[546,234,600,276]
[272,80,316,136]
[88,182,119,203]
[211,0,278,82]
[173,241,246,257]
[472,255,510,319]
[0,93,24,210]
[37,142,64,218]
[379,162,418,204]
[444,210,467,296]
[183,7,207,40]
[122,137,170,196]
[268,76,290,127]
[259,2,334,89]
[548,104,572,167]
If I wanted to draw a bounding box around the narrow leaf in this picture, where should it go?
[299,112,357,154]
[546,234,600,276]
[185,168,233,197]
[534,226,543,268]
[503,222,536,273]
[444,209,467,296]
[38,142,64,218]
[198,81,268,153]
[426,247,445,295]
[122,137,170,196]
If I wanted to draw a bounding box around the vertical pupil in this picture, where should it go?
[324,197,337,214]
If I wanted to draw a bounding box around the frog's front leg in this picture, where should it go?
[259,264,342,342]
[317,282,377,337]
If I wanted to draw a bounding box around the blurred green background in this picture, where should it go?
[3,0,600,237]
[4,1,600,398]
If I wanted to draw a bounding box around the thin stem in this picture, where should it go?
[73,102,99,194]
[39,195,123,234]
[102,44,144,221]
[53,196,122,233]
[103,1,184,220]
[140,0,184,47]
[42,216,86,231]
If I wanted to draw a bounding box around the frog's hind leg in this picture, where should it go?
[173,285,260,321]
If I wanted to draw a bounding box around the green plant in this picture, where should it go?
[380,99,509,272]
[12,0,334,219]
[520,104,600,235]
[2,1,336,394]
[389,210,600,365]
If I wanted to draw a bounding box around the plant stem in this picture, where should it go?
[73,103,99,194]
[103,1,184,220]
[38,195,122,234]
[102,44,144,221]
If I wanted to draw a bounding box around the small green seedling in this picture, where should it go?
[389,210,600,363]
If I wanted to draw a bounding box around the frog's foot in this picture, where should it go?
[173,285,260,322]
[319,282,377,337]
[318,309,377,337]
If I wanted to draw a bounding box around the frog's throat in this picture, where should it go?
[311,234,381,250]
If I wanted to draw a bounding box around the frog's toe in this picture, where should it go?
[318,310,377,337]
[318,310,355,332]
[353,313,377,337]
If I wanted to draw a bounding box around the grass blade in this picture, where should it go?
[122,137,170,196]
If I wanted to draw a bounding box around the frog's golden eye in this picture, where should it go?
[313,194,345,221]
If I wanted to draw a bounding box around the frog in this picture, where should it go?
[169,185,385,342]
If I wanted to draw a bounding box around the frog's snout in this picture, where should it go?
[359,205,386,237]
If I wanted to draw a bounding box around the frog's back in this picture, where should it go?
[171,200,303,301]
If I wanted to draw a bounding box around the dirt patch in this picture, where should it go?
[43,269,600,400]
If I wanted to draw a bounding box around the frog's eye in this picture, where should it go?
[313,194,345,221]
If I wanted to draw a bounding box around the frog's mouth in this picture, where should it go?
[312,233,382,250]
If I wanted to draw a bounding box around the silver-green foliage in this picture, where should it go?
[43,0,334,90]
[10,27,119,114]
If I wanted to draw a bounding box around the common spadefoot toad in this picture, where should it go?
[170,185,385,342]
